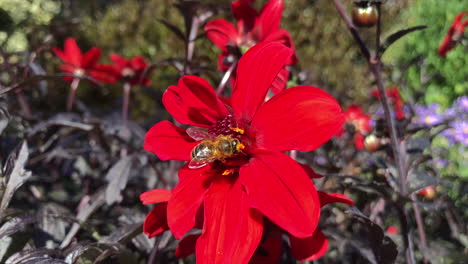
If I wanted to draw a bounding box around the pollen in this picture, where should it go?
[209,114,245,137]
[237,143,246,151]
[230,127,245,134]
[222,169,235,176]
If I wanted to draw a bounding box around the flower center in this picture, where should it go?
[122,67,135,77]
[424,116,437,125]
[74,68,85,77]
[208,114,245,138]
[206,115,250,168]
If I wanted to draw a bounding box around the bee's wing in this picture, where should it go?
[188,158,215,169]
[186,127,213,141]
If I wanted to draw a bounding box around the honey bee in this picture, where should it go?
[186,127,245,169]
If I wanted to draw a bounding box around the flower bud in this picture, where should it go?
[364,134,380,152]
[417,186,436,199]
[352,1,378,28]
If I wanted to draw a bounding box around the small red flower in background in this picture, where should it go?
[52,37,115,83]
[337,105,372,149]
[204,0,296,93]
[109,54,151,86]
[417,186,436,199]
[372,87,405,120]
[141,42,346,263]
[386,226,399,235]
[438,12,468,57]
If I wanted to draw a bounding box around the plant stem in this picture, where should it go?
[216,61,238,96]
[15,90,32,119]
[122,82,131,121]
[184,16,200,75]
[332,0,370,60]
[369,63,407,193]
[289,150,297,160]
[332,1,415,263]
[411,193,429,263]
[395,203,416,264]
[66,77,80,112]
[375,1,382,58]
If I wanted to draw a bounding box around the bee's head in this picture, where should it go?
[232,139,245,153]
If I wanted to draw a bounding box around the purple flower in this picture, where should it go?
[452,121,468,145]
[442,120,468,146]
[454,96,468,112]
[413,103,443,126]
[443,107,457,119]
[433,158,448,169]
[374,105,410,120]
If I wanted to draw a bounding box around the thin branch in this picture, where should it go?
[122,82,132,121]
[184,16,200,75]
[216,60,237,96]
[66,77,81,112]
[410,193,429,264]
[332,0,371,60]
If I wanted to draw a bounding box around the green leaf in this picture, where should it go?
[380,25,427,55]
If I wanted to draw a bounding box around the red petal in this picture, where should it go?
[354,133,365,150]
[300,163,325,179]
[82,47,101,69]
[196,180,263,264]
[289,229,328,261]
[88,70,116,84]
[110,53,127,65]
[144,121,197,161]
[250,232,282,264]
[140,189,171,205]
[205,19,239,52]
[232,42,293,124]
[88,64,117,84]
[269,66,289,94]
[240,150,320,238]
[386,226,398,235]
[52,47,70,64]
[131,56,147,70]
[258,0,283,38]
[58,64,75,74]
[167,165,212,239]
[163,76,230,127]
[175,234,200,258]
[318,191,354,207]
[250,86,345,152]
[231,0,258,34]
[143,203,169,238]
[64,38,83,67]
[262,29,298,64]
[438,36,453,57]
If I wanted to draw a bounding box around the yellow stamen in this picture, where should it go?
[230,127,245,134]
[237,143,246,151]
[222,169,235,176]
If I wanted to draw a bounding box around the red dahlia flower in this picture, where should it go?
[372,87,405,120]
[337,105,372,149]
[52,37,115,84]
[438,12,468,57]
[386,226,398,235]
[141,42,345,263]
[204,0,297,93]
[109,54,151,86]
